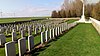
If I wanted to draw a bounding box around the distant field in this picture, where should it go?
[0,17,78,24]
[0,17,46,23]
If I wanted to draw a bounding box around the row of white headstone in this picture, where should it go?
[90,17,100,34]
[0,19,64,35]
[0,19,64,56]
[5,35,34,56]
[41,22,77,44]
[0,27,38,46]
[0,20,64,46]
[5,21,77,56]
[0,21,64,45]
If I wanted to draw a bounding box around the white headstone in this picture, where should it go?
[45,30,49,42]
[52,28,55,39]
[60,26,62,34]
[28,35,34,52]
[6,29,9,35]
[49,29,52,39]
[0,28,4,34]
[39,27,42,32]
[28,28,32,36]
[21,30,25,38]
[5,42,16,56]
[41,32,45,44]
[58,27,60,36]
[12,31,17,41]
[33,26,35,32]
[35,27,38,34]
[66,22,68,30]
[18,38,26,56]
[0,34,6,45]
[55,27,58,36]
[43,26,46,31]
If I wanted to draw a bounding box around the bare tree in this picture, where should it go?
[51,10,58,18]
[58,11,62,18]
[51,0,100,19]
[60,9,66,18]
[92,1,100,20]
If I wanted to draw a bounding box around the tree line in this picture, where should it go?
[51,0,100,20]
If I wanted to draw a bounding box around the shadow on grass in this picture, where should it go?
[30,44,50,56]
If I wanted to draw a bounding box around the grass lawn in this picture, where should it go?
[32,23,100,56]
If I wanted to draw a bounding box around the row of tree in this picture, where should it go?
[51,0,100,20]
[92,2,100,20]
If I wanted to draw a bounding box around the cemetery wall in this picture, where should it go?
[90,17,100,34]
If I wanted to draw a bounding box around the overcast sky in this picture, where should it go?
[0,0,99,17]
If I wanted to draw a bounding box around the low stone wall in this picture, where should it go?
[90,17,100,34]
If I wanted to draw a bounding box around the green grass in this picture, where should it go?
[33,23,100,56]
[34,35,41,45]
[0,48,5,56]
[66,19,77,23]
